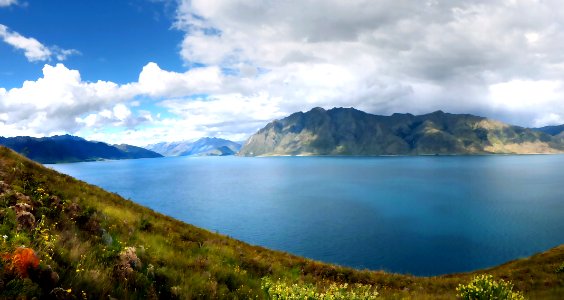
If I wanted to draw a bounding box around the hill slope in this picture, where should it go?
[239,107,564,156]
[146,137,241,157]
[0,135,162,163]
[0,147,562,298]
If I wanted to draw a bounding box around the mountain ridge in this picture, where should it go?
[239,107,564,156]
[0,134,162,163]
[533,124,564,136]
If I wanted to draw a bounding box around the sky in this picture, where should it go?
[1,0,564,146]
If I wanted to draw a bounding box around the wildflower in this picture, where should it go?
[9,247,40,278]
[114,247,141,279]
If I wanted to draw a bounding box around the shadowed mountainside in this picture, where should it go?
[0,135,162,163]
[533,124,564,137]
[239,107,564,156]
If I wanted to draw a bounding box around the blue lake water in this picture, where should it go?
[49,155,564,276]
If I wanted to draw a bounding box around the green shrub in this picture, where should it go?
[3,278,41,298]
[556,262,564,274]
[456,274,525,300]
[261,277,378,300]
[139,217,152,231]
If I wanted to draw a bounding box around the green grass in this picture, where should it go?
[0,146,563,299]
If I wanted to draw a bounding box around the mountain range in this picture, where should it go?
[146,137,242,157]
[239,107,564,156]
[2,108,564,162]
[0,135,162,163]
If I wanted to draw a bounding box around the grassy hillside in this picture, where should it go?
[0,146,562,299]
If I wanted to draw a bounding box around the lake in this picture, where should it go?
[49,155,564,276]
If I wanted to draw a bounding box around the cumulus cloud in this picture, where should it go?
[4,1,564,146]
[135,62,222,97]
[172,0,564,127]
[0,62,273,145]
[0,64,138,136]
[75,104,153,129]
[0,24,79,62]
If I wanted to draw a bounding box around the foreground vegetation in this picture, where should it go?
[456,275,524,300]
[0,146,562,299]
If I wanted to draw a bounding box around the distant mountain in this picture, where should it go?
[239,107,564,156]
[0,135,162,163]
[146,137,242,157]
[532,124,564,136]
[113,144,165,158]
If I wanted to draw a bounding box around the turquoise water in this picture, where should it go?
[50,155,564,276]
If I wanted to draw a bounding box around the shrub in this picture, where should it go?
[139,217,152,231]
[456,274,525,300]
[261,277,379,300]
[556,262,564,274]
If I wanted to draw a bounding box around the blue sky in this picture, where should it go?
[0,0,183,87]
[1,0,564,146]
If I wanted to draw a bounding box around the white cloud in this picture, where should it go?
[53,47,81,61]
[0,0,17,7]
[5,1,564,146]
[0,24,79,62]
[171,0,564,128]
[0,24,51,61]
[75,103,152,129]
[159,92,286,137]
[135,62,222,97]
[533,113,564,127]
[488,79,564,127]
[0,64,137,135]
[489,80,562,111]
[0,62,271,145]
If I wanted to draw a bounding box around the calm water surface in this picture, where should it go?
[50,155,564,276]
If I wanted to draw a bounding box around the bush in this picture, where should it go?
[261,277,378,300]
[556,262,564,274]
[139,217,152,231]
[456,274,525,300]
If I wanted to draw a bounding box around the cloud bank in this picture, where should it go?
[2,0,564,145]
[173,0,564,126]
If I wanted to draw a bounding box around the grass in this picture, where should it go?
[0,146,562,299]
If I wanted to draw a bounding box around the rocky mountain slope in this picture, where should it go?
[239,107,564,156]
